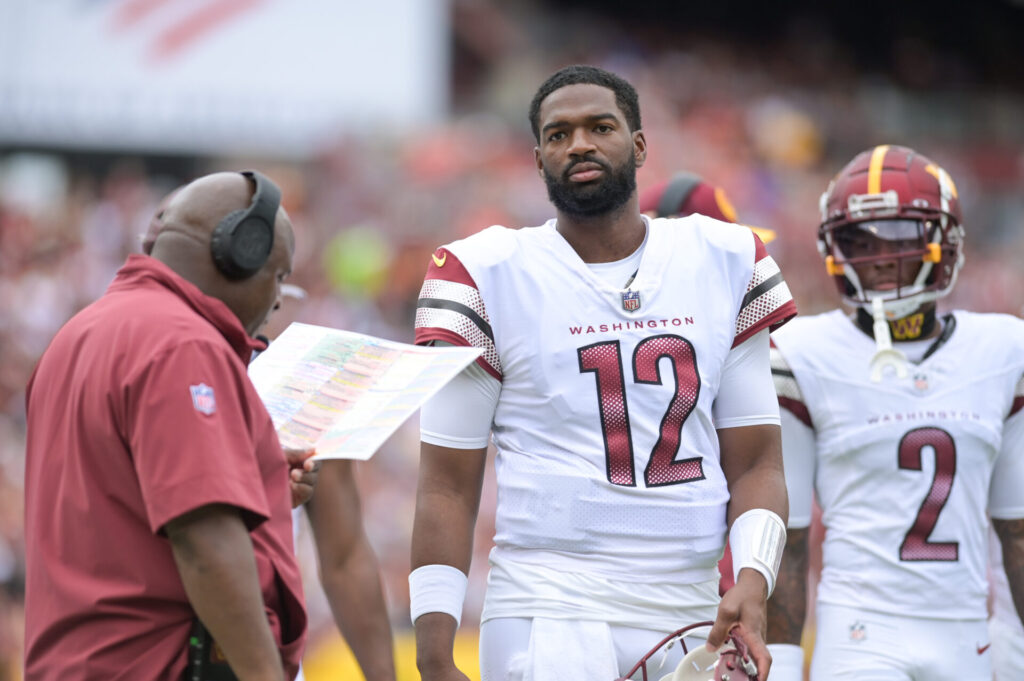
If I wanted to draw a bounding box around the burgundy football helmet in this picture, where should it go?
[640,171,776,244]
[640,172,738,223]
[615,622,757,681]
[818,144,964,319]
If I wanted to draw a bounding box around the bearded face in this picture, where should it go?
[543,151,637,218]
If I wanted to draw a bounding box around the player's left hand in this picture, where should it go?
[285,448,320,508]
[706,568,770,681]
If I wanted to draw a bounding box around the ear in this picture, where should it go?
[633,130,647,169]
[534,146,545,178]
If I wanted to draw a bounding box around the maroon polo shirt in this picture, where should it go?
[24,255,306,680]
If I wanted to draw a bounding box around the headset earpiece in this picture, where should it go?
[210,170,282,280]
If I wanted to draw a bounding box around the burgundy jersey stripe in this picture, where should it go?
[424,248,476,287]
[778,395,812,428]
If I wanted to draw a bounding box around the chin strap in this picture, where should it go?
[867,298,909,383]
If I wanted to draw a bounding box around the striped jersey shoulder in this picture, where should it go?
[413,228,518,382]
[771,338,812,428]
[734,233,797,347]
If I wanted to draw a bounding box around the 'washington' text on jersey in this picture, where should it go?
[569,317,696,335]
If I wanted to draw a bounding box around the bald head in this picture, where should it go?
[149,171,295,337]
[159,173,260,242]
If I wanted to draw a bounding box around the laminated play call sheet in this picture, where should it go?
[249,323,481,460]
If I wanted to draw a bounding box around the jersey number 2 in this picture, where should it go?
[898,426,958,561]
[578,334,704,488]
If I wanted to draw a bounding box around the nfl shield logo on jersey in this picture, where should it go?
[622,290,641,312]
[189,383,217,415]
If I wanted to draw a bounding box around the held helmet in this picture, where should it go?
[615,622,757,681]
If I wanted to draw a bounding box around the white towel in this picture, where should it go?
[524,618,619,681]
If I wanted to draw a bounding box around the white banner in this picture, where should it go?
[0,0,449,157]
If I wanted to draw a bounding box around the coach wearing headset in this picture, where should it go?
[23,171,315,681]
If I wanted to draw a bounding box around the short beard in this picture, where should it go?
[544,154,637,218]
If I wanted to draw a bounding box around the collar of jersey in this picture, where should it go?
[543,215,670,294]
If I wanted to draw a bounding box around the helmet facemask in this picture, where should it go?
[817,145,966,381]
[818,216,962,320]
[817,159,965,321]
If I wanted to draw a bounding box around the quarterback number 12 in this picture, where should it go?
[578,334,705,488]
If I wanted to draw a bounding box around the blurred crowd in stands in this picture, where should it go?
[2,7,1024,678]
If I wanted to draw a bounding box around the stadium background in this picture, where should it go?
[2,1,1024,678]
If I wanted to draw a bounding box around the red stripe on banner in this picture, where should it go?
[778,395,812,428]
[111,0,176,30]
[149,0,262,61]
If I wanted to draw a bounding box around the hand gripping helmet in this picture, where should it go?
[818,144,964,319]
[615,622,757,681]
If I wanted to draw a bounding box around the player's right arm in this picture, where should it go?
[765,343,816,681]
[411,443,487,681]
[412,246,501,681]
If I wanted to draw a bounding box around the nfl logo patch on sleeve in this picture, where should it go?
[189,383,217,415]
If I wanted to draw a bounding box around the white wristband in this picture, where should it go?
[765,643,804,681]
[409,564,468,627]
[729,508,786,597]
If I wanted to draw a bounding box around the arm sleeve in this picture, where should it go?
[420,342,501,449]
[713,328,780,428]
[732,234,797,347]
[127,341,271,534]
[990,375,1024,518]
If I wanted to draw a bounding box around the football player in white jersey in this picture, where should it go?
[765,145,1024,681]
[408,64,797,681]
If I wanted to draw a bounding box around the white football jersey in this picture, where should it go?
[415,216,795,579]
[772,309,1024,619]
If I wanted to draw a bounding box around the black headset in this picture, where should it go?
[656,171,703,218]
[209,170,282,280]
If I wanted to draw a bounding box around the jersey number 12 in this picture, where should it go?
[578,334,705,488]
